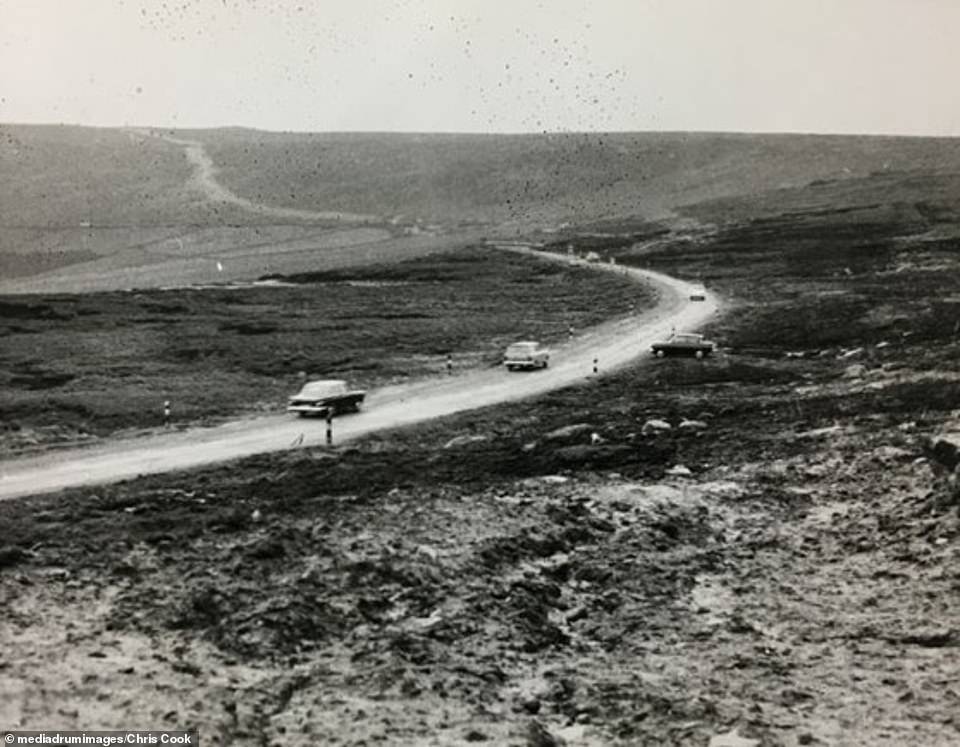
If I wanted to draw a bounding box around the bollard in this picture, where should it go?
[593,357,598,375]
[325,411,333,446]
[446,354,453,375]
[163,400,171,427]
[568,325,575,340]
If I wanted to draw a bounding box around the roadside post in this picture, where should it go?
[325,411,334,446]
[446,354,453,375]
[593,357,599,375]
[163,400,171,428]
[568,325,575,340]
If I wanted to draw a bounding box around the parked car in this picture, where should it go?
[504,341,550,371]
[287,379,365,416]
[651,332,716,359]
[689,285,707,302]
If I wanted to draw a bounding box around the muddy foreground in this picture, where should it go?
[1,371,958,745]
[3,190,960,744]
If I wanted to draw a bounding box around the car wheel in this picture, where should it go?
[655,350,665,358]
[542,360,549,369]
[695,350,704,359]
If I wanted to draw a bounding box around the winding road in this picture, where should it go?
[0,260,717,500]
[0,135,720,499]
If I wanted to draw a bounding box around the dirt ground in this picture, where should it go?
[2,183,960,745]
[1,400,958,746]
[3,336,959,745]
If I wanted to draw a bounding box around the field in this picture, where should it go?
[2,128,960,744]
[192,130,960,229]
[0,245,649,452]
[5,124,960,293]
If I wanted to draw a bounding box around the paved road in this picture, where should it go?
[0,255,718,500]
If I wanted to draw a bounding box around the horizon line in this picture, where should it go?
[2,120,959,141]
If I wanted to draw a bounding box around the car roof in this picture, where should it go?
[508,341,539,347]
[298,379,348,395]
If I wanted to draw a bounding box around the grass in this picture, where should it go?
[545,170,960,361]
[0,123,279,285]
[6,124,960,290]
[3,131,960,747]
[194,130,960,228]
[0,245,651,450]
[28,163,953,496]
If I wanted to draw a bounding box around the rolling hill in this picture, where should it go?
[2,123,960,292]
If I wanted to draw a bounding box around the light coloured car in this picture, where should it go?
[287,379,365,416]
[504,341,550,371]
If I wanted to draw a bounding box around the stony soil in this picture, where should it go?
[2,362,958,745]
[3,174,960,745]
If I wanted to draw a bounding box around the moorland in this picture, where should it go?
[1,125,959,745]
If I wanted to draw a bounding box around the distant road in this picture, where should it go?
[0,137,719,498]
[142,130,382,224]
[0,255,719,500]
[0,133,461,294]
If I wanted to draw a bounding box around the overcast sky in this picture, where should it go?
[1,0,957,135]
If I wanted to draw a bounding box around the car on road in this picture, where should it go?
[689,285,707,302]
[504,341,550,371]
[651,332,716,359]
[287,379,366,416]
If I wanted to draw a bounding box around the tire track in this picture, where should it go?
[136,129,382,225]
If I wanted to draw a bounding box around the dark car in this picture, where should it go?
[651,332,716,359]
[287,379,366,416]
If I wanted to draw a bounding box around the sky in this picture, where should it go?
[1,0,958,135]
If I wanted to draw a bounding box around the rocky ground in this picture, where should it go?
[3,193,960,745]
[1,357,958,745]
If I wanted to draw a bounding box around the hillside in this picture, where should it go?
[3,124,960,292]
[192,129,960,228]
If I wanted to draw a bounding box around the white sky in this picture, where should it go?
[1,0,958,134]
